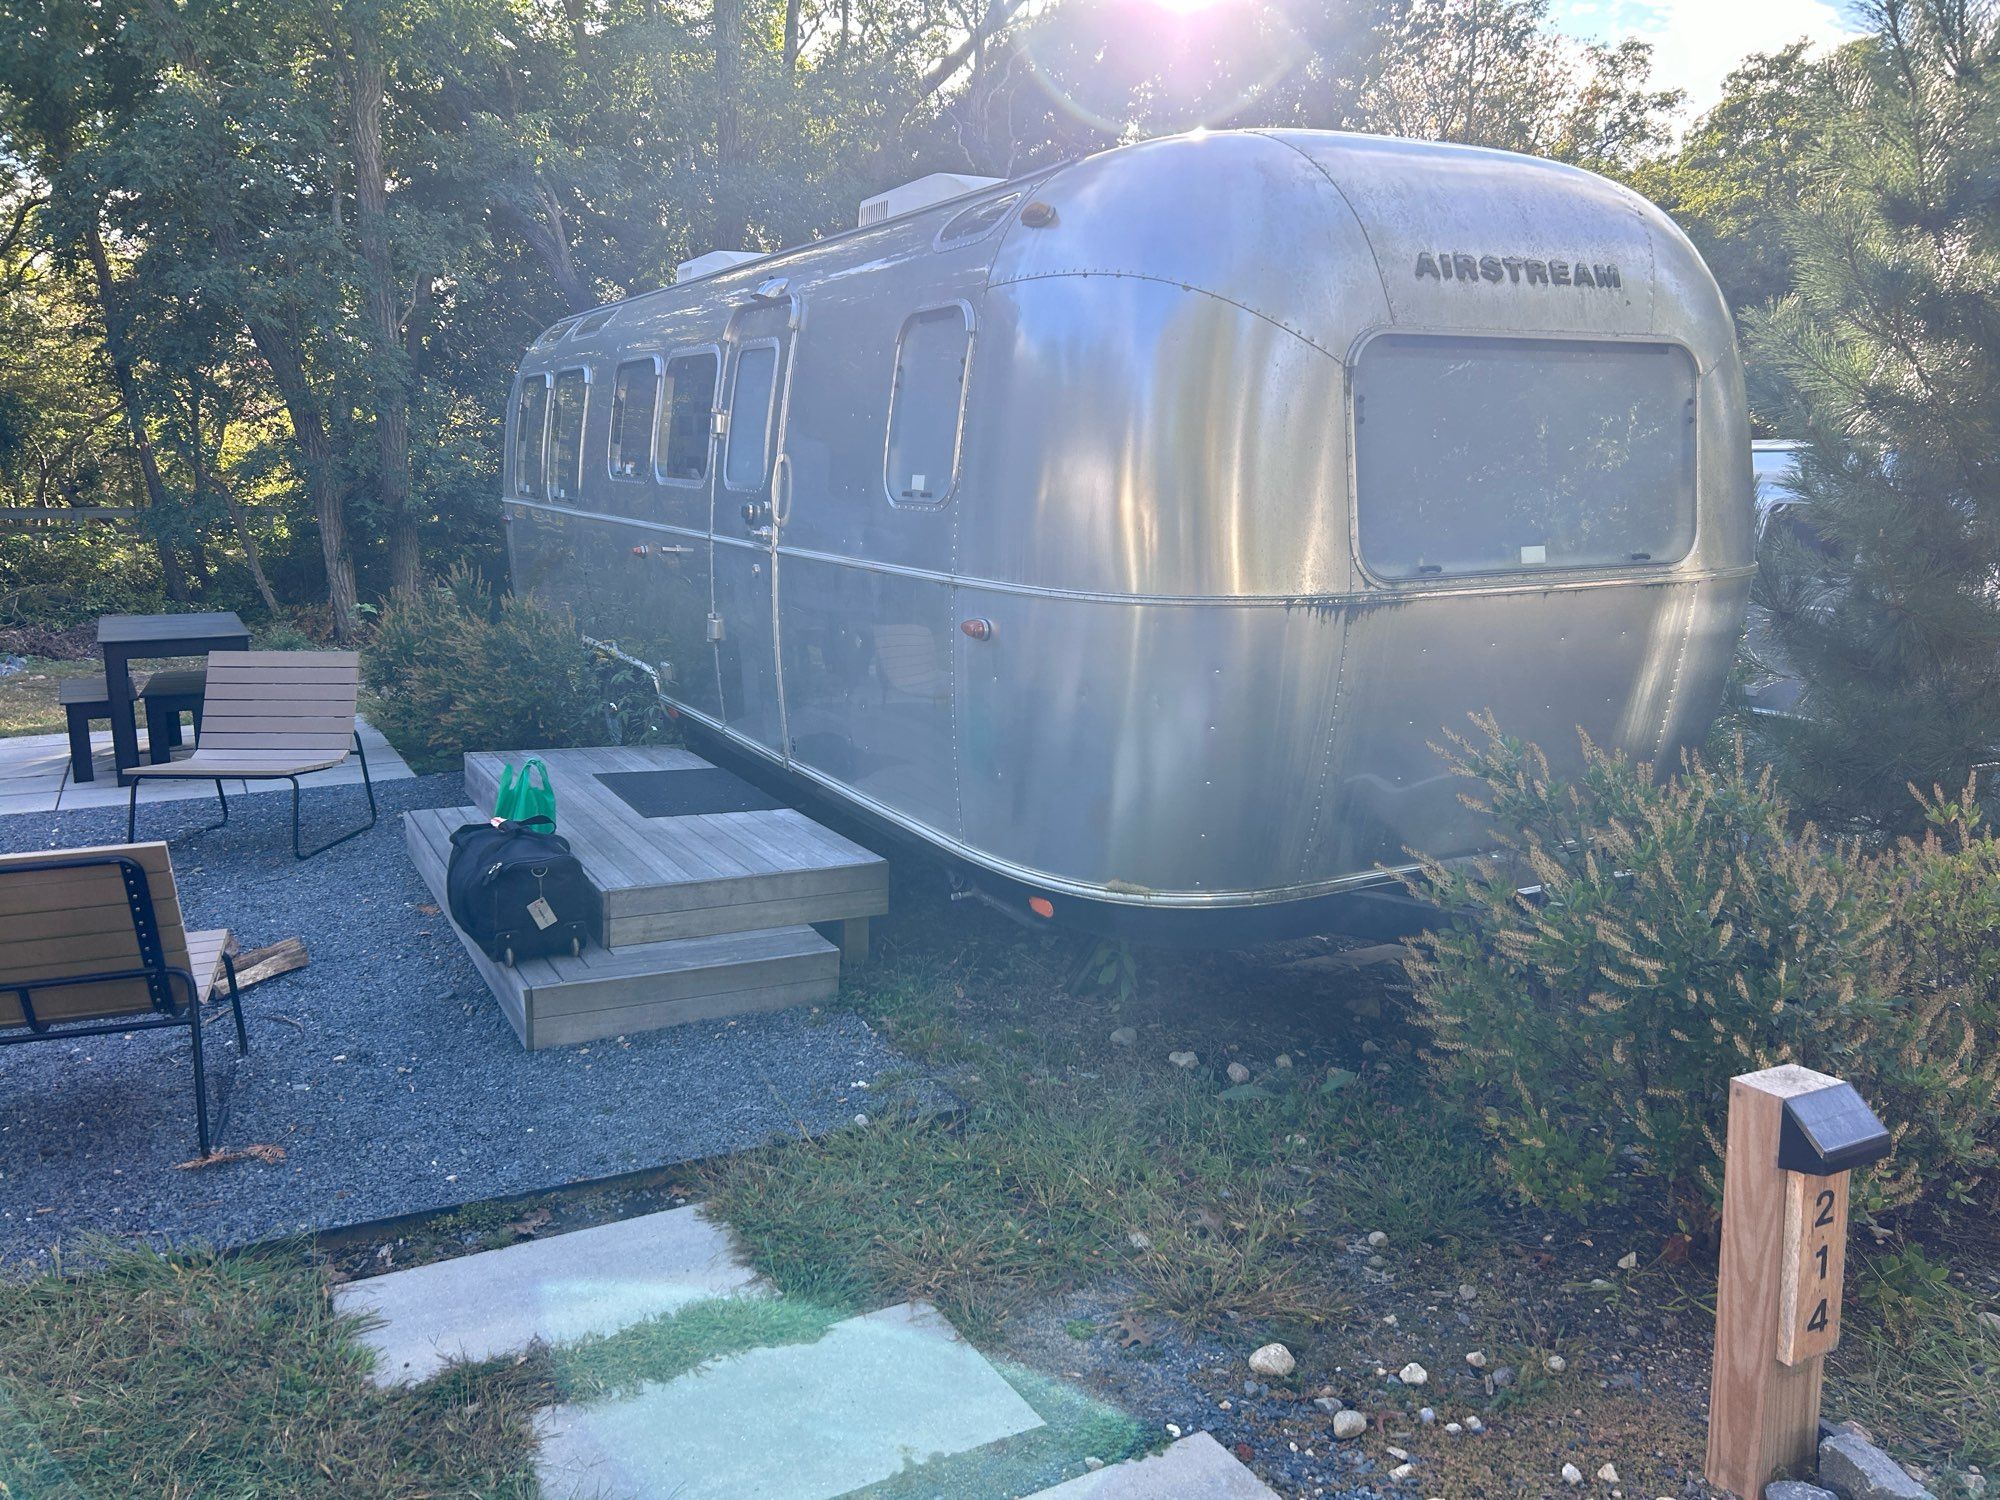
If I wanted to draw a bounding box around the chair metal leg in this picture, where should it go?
[290,737,379,859]
[127,778,139,842]
[189,1002,211,1158]
[223,952,248,1055]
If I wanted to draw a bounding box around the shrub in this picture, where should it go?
[1402,714,2000,1233]
[362,566,674,774]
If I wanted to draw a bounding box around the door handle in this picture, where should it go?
[772,452,794,527]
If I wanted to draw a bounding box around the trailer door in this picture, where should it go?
[711,293,797,756]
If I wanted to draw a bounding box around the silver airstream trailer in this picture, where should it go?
[503,128,1754,940]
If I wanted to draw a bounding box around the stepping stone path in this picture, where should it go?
[337,1204,1278,1499]
[335,1204,760,1386]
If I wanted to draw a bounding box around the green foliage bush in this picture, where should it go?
[1403,714,2000,1233]
[361,566,673,774]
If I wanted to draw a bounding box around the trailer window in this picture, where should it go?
[724,343,778,490]
[608,360,658,480]
[884,306,972,506]
[512,378,549,497]
[549,368,588,499]
[659,351,718,483]
[1353,335,1697,579]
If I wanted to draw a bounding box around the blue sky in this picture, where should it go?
[1546,0,1862,117]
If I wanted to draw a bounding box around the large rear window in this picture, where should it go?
[1353,335,1697,580]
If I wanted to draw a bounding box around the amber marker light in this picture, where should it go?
[960,618,995,640]
[1028,896,1055,919]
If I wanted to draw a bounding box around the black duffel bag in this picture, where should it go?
[446,816,592,965]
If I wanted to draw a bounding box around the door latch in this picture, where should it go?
[706,613,725,643]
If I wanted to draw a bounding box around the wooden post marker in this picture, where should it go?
[1706,1065,1891,1498]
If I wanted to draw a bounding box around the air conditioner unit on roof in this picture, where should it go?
[858,174,1003,228]
[675,249,767,283]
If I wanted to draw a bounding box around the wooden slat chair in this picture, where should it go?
[125,650,377,859]
[0,842,247,1156]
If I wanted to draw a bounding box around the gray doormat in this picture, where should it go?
[596,768,787,819]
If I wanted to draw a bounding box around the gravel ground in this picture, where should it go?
[0,774,942,1272]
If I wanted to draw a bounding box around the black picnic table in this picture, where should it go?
[97,611,251,784]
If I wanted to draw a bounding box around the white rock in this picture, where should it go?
[852,1113,870,1127]
[1598,1464,1621,1483]
[1333,1410,1368,1440]
[1275,1053,1294,1069]
[1127,1229,1151,1250]
[1391,1464,1415,1480]
[1546,1354,1568,1374]
[1166,1423,1182,1438]
[1562,1463,1584,1486]
[1168,1050,1198,1069]
[1227,1061,1251,1084]
[1616,1251,1638,1271]
[1466,1350,1487,1368]
[1465,1416,1485,1433]
[1382,1314,1398,1327]
[1445,1422,1463,1435]
[1366,1230,1389,1248]
[1388,1447,1409,1461]
[1248,1342,1296,1378]
[1109,1027,1137,1047]
[1399,1362,1429,1386]
[1084,1457,1105,1471]
[1458,1283,1479,1301]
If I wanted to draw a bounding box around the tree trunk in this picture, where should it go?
[245,315,359,642]
[184,393,280,615]
[80,221,191,603]
[489,193,595,312]
[348,28,421,597]
[783,0,801,72]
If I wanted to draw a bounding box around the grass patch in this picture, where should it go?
[0,1241,545,1497]
[1829,1247,2000,1478]
[703,1013,1493,1338]
[0,657,75,738]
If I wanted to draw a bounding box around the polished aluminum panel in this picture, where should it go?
[502,128,1755,920]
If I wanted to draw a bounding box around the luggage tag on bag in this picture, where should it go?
[527,897,558,930]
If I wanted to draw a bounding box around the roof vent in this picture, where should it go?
[675,249,766,283]
[858,173,1003,228]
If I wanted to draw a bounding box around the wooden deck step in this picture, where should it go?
[404,806,839,1050]
[462,747,888,948]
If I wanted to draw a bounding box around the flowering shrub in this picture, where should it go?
[1403,715,2000,1232]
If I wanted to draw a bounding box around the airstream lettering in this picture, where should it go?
[1416,251,1623,288]
[504,129,1753,940]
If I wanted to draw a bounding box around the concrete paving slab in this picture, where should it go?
[335,1204,762,1386]
[1024,1433,1278,1499]
[0,716,414,817]
[534,1300,1045,1500]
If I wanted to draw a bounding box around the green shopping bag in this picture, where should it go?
[493,756,557,829]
